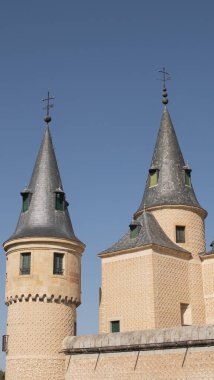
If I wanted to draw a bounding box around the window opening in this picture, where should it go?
[2,335,8,352]
[180,303,192,326]
[149,169,159,187]
[130,225,141,239]
[176,226,185,243]
[21,191,31,212]
[55,192,65,211]
[53,253,64,275]
[185,169,192,187]
[111,320,120,333]
[20,253,31,275]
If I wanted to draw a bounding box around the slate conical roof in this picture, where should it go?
[9,127,79,241]
[136,106,202,215]
[99,211,189,255]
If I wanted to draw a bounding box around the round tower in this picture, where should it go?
[4,121,85,380]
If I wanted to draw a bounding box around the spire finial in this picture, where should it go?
[158,67,171,105]
[42,91,55,124]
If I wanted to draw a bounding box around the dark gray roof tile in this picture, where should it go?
[100,212,190,255]
[136,107,202,214]
[8,127,80,242]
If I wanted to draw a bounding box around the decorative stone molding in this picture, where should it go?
[6,294,80,306]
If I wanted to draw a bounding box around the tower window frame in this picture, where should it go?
[184,168,192,187]
[149,168,159,187]
[176,226,185,243]
[21,190,32,213]
[180,303,192,326]
[110,320,120,333]
[20,252,31,275]
[53,253,64,275]
[55,190,65,211]
[130,224,141,239]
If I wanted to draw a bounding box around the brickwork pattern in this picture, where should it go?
[7,301,76,355]
[151,207,206,258]
[65,347,214,380]
[6,300,76,379]
[6,357,65,380]
[152,253,190,328]
[188,261,206,325]
[100,251,155,333]
[202,258,214,324]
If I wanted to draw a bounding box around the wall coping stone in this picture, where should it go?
[62,325,214,355]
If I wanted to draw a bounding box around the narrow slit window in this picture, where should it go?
[111,320,120,333]
[176,226,185,243]
[53,253,64,275]
[149,169,159,187]
[20,253,31,275]
[55,192,65,211]
[185,170,192,187]
[22,193,31,212]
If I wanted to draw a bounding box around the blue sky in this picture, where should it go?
[1,0,214,369]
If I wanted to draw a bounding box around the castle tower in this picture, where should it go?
[99,82,207,334]
[3,111,85,380]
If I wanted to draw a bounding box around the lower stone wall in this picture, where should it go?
[6,356,65,380]
[65,347,214,380]
[63,325,214,380]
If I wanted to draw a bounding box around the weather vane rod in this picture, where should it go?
[42,91,55,124]
[158,67,171,105]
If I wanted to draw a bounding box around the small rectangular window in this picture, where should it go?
[185,171,192,187]
[74,322,77,336]
[55,193,65,211]
[111,320,120,333]
[180,303,192,326]
[53,253,64,275]
[22,193,30,212]
[176,226,185,243]
[130,225,141,239]
[2,335,8,352]
[149,169,159,187]
[20,253,31,275]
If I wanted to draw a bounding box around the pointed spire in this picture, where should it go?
[135,107,202,215]
[9,127,79,241]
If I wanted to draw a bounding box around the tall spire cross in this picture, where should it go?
[158,67,171,105]
[158,67,171,89]
[42,91,55,124]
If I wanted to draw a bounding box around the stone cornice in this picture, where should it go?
[135,204,207,219]
[6,293,80,306]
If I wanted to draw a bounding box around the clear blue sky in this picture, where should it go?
[1,0,214,369]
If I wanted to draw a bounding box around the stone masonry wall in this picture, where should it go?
[63,325,214,380]
[150,207,206,258]
[6,300,76,380]
[100,250,155,333]
[202,256,214,324]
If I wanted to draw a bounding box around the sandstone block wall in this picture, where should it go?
[100,249,155,333]
[202,255,214,324]
[6,300,76,380]
[63,325,214,380]
[150,207,206,258]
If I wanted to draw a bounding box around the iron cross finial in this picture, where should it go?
[42,91,55,124]
[158,67,171,88]
[158,67,171,105]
